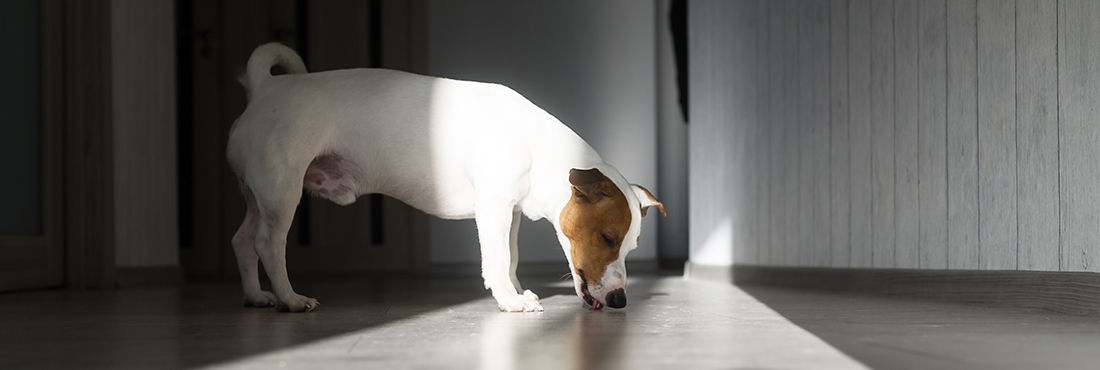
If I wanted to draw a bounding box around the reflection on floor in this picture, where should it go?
[6,270,1100,370]
[0,270,864,370]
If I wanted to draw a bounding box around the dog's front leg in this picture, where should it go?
[477,206,542,312]
[508,210,523,292]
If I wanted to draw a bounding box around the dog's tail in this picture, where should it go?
[241,42,306,100]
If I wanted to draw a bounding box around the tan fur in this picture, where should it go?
[632,184,666,217]
[560,169,632,286]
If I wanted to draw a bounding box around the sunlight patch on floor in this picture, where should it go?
[201,277,869,370]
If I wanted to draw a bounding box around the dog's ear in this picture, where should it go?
[570,168,604,186]
[570,168,607,203]
[631,184,665,217]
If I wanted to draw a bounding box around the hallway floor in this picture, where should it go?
[2,269,1099,369]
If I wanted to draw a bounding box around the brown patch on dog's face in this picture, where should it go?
[560,168,632,287]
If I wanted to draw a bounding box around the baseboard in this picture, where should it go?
[685,262,1100,316]
[116,266,185,288]
[683,261,734,283]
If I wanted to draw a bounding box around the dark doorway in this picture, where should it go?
[176,0,430,279]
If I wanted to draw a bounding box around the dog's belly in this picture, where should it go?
[303,152,478,220]
[302,154,358,205]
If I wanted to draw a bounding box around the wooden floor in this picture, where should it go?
[742,284,1100,370]
[2,269,1099,369]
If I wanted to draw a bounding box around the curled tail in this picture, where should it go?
[240,42,306,100]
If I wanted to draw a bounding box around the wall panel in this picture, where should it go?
[811,1,832,267]
[870,0,896,268]
[829,0,851,268]
[797,2,814,266]
[1058,0,1100,272]
[977,0,1018,269]
[689,0,1086,274]
[1016,0,1059,271]
[918,0,948,269]
[754,0,772,265]
[780,1,799,266]
[946,0,979,269]
[894,0,919,268]
[848,0,873,268]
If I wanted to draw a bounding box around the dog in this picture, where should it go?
[226,43,664,312]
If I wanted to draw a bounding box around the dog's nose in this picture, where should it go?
[605,288,626,309]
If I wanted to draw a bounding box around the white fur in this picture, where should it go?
[228,43,654,312]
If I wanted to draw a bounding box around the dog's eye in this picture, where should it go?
[601,233,617,248]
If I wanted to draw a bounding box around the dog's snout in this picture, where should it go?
[605,288,626,309]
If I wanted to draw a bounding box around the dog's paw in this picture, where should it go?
[243,290,278,307]
[275,294,320,313]
[496,290,543,312]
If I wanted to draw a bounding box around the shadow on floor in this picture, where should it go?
[740,284,1100,370]
[0,268,659,370]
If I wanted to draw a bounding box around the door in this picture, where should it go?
[179,0,429,278]
[0,0,64,291]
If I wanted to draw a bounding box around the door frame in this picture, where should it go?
[0,0,116,292]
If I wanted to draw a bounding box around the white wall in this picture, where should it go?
[112,0,179,267]
[427,0,659,264]
[691,0,1093,273]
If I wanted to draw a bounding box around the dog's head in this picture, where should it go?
[559,168,664,310]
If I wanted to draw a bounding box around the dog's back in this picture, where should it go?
[228,50,592,219]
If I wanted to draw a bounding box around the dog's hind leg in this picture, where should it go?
[252,177,319,312]
[232,184,278,307]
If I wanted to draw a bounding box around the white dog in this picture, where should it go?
[227,43,664,312]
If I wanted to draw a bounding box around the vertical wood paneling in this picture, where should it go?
[769,0,786,265]
[769,1,785,265]
[977,0,1018,269]
[1016,0,1059,271]
[755,0,771,265]
[798,2,815,266]
[830,0,851,267]
[946,0,979,269]
[1059,0,1100,272]
[871,0,896,268]
[811,1,832,267]
[689,0,1081,272]
[687,0,715,266]
[775,1,792,265]
[918,0,948,269]
[688,0,727,266]
[731,0,758,265]
[894,0,920,268]
[762,0,775,264]
[849,0,872,268]
[727,0,751,266]
[744,0,760,265]
[688,0,713,264]
[782,1,800,266]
